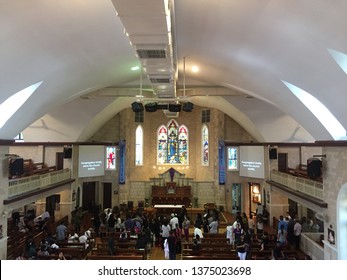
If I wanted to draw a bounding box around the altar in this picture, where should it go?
[144,205,205,220]
[150,167,192,207]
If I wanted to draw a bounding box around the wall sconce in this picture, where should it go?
[251,184,261,203]
[252,185,260,194]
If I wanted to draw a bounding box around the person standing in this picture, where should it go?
[174,224,182,254]
[167,230,177,260]
[293,219,302,250]
[248,214,255,240]
[193,225,203,240]
[182,216,191,242]
[170,213,179,230]
[209,218,219,234]
[161,220,171,249]
[277,224,287,246]
[226,221,234,245]
[236,234,247,260]
[55,221,67,242]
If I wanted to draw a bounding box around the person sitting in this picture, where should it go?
[119,228,128,241]
[37,243,50,257]
[68,233,79,243]
[79,230,93,249]
[57,251,66,260]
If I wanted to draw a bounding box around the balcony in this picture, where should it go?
[268,170,327,208]
[6,169,73,201]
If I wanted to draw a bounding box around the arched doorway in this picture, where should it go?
[337,182,347,259]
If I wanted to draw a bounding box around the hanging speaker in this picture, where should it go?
[269,148,277,159]
[145,102,158,112]
[131,102,144,113]
[183,102,194,112]
[63,147,72,159]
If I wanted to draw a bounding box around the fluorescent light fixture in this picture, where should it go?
[131,66,140,71]
[283,80,346,140]
[0,81,43,129]
[328,48,347,75]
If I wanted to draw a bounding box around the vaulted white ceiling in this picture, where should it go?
[1,0,346,143]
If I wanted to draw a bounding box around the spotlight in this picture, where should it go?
[182,102,194,112]
[145,102,158,112]
[168,103,182,112]
[131,102,143,113]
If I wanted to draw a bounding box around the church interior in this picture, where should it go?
[1,1,347,260]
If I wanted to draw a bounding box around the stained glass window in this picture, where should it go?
[227,147,238,170]
[202,124,209,166]
[135,125,143,165]
[157,119,188,165]
[106,146,116,170]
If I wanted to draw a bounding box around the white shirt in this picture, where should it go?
[194,227,203,239]
[294,222,302,236]
[209,220,218,233]
[79,234,89,249]
[170,216,179,229]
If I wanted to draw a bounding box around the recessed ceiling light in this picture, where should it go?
[191,66,199,73]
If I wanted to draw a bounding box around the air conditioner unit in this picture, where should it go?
[135,44,168,59]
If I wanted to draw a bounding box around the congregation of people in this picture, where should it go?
[8,200,318,260]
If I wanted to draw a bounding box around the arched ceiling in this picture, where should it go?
[1,0,346,143]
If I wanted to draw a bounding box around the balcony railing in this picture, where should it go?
[8,169,71,198]
[270,170,323,200]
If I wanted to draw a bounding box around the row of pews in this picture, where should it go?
[85,231,148,260]
[181,233,300,260]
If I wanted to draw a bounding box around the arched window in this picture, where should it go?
[157,119,188,165]
[202,124,209,166]
[135,125,143,165]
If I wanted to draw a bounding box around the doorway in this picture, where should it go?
[103,182,112,209]
[56,152,64,170]
[278,153,288,172]
[231,183,242,214]
[82,182,96,212]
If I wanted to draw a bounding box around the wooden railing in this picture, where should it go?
[270,170,323,200]
[8,169,71,197]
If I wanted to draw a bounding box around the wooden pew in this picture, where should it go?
[6,215,68,259]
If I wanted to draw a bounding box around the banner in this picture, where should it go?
[218,139,226,185]
[119,140,126,184]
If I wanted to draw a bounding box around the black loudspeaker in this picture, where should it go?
[169,103,182,112]
[182,102,194,112]
[64,147,72,158]
[10,158,24,177]
[307,158,322,178]
[145,102,158,112]
[131,102,144,113]
[269,148,277,159]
